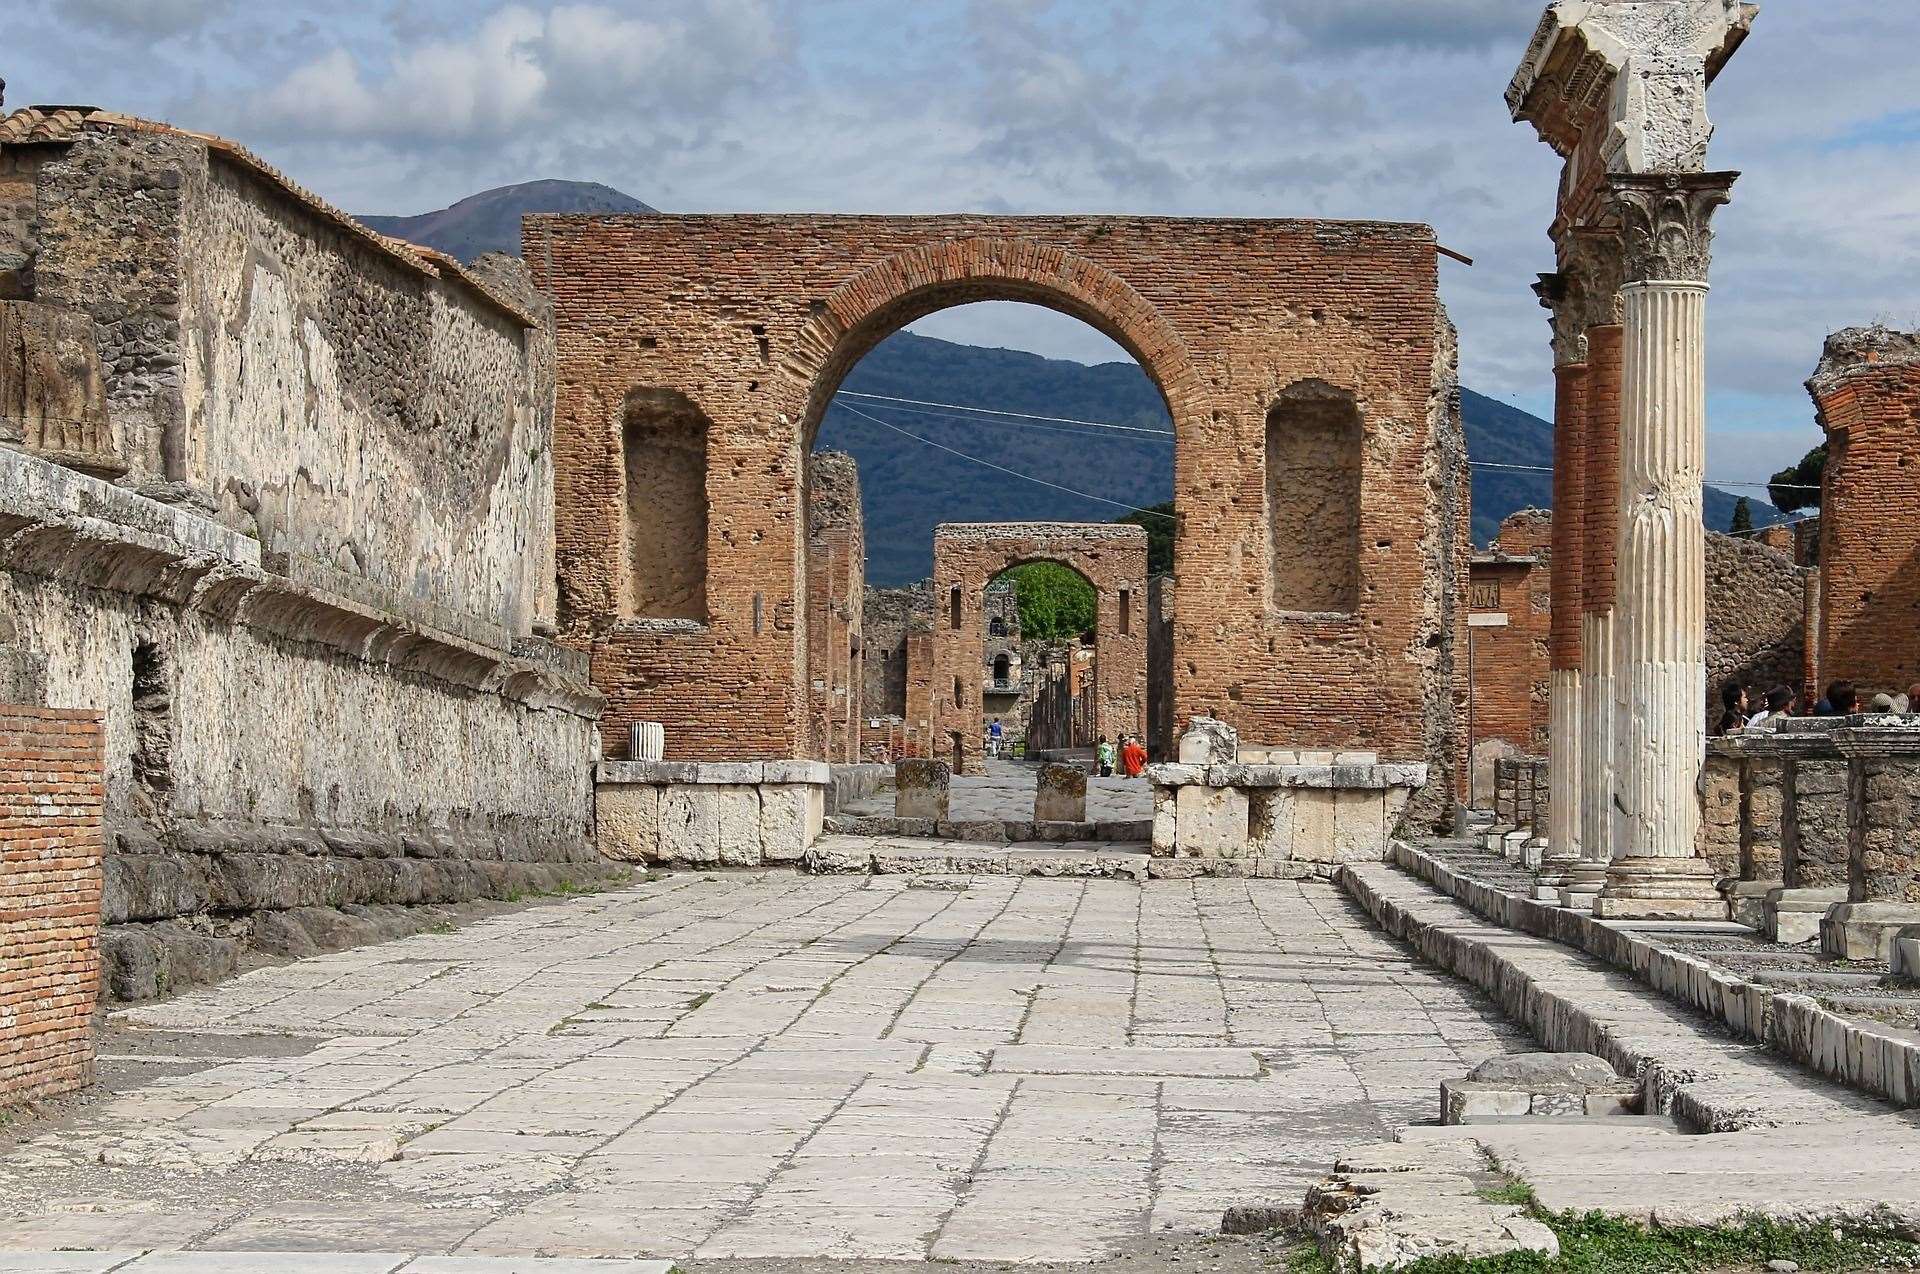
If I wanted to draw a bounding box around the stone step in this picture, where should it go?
[822,814,1152,843]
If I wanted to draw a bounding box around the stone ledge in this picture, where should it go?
[596,759,832,786]
[1146,761,1428,789]
[1,448,603,719]
[1375,842,1920,1115]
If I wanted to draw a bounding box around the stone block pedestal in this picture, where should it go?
[1722,877,1783,931]
[1033,763,1088,823]
[1593,855,1728,921]
[895,759,951,821]
[596,760,830,867]
[1147,759,1426,869]
[1762,886,1848,945]
[1821,902,1920,962]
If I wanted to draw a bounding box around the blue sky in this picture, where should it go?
[11,0,1919,490]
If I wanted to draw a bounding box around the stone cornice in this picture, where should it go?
[1609,172,1736,284]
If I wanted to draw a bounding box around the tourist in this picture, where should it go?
[1872,692,1899,713]
[1713,680,1747,735]
[1814,679,1857,716]
[988,718,1003,758]
[1121,734,1147,778]
[1095,735,1115,778]
[1746,685,1796,730]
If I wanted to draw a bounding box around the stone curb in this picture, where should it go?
[1335,857,1894,1131]
[1380,841,1920,1111]
[1303,1141,1559,1271]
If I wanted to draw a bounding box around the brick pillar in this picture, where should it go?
[1540,361,1587,894]
[1567,325,1622,906]
[0,705,105,1106]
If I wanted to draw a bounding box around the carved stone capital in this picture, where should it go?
[1608,172,1737,285]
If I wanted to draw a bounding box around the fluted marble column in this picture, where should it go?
[1596,172,1737,921]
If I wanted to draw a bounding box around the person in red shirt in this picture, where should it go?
[1120,734,1148,778]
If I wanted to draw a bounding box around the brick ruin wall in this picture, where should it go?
[1809,326,1920,697]
[530,214,1466,809]
[1468,510,1553,767]
[931,523,1146,772]
[0,112,612,1002]
[805,451,864,762]
[0,706,104,1105]
[860,578,1020,761]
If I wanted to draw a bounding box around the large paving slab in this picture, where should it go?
[0,871,1526,1265]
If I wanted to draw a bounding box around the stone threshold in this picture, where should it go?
[0,1254,676,1273]
[801,833,1332,882]
[822,813,1152,843]
[1364,843,1920,1114]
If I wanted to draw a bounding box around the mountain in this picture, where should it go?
[819,332,1782,585]
[359,180,657,261]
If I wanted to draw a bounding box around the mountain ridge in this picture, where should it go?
[359,179,657,260]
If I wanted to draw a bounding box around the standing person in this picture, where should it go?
[988,718,1003,758]
[1095,735,1115,778]
[1121,734,1147,778]
[1713,680,1748,735]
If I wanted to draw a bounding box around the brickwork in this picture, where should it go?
[0,705,103,1105]
[805,452,864,762]
[1582,325,1623,615]
[1549,365,1587,670]
[1468,511,1552,757]
[1808,326,1920,696]
[529,214,1462,786]
[931,523,1146,772]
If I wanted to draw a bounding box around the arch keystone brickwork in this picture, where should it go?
[528,212,1464,813]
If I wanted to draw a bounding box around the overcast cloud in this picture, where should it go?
[9,0,1917,487]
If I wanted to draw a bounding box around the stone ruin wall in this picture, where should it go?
[1809,326,1920,697]
[1706,529,1812,713]
[0,110,610,1001]
[859,577,1022,761]
[530,214,1463,800]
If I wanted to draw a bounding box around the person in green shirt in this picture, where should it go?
[1095,736,1115,778]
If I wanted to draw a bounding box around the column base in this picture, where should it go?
[1761,885,1849,945]
[1557,861,1608,909]
[1720,877,1783,931]
[1820,902,1920,962]
[1594,856,1728,921]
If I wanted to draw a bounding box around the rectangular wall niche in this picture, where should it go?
[1266,379,1362,614]
[622,387,710,621]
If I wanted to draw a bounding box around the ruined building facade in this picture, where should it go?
[530,214,1470,817]
[0,107,611,1004]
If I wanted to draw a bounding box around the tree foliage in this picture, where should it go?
[1729,496,1753,533]
[1113,502,1175,575]
[1004,562,1097,640]
[1768,443,1826,513]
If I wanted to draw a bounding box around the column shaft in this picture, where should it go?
[1540,362,1587,893]
[1566,326,1621,905]
[1597,281,1723,918]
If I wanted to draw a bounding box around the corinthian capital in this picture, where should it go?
[1608,172,1738,284]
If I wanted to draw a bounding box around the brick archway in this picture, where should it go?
[782,235,1203,448]
[931,523,1148,772]
[529,212,1465,820]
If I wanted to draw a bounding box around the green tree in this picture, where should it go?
[1768,444,1826,513]
[1113,502,1175,575]
[1004,562,1097,640]
[1729,496,1753,533]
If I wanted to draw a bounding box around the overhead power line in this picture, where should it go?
[833,400,1175,523]
[832,391,1821,491]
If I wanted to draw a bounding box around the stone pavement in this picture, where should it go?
[0,872,1526,1265]
[842,759,1154,823]
[0,1257,674,1273]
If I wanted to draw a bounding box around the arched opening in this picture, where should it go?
[984,559,1099,761]
[621,387,709,621]
[817,297,1172,769]
[1267,379,1362,615]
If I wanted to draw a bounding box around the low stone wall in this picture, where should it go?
[2,450,614,1001]
[826,762,891,814]
[1148,761,1427,868]
[0,705,104,1105]
[596,760,829,867]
